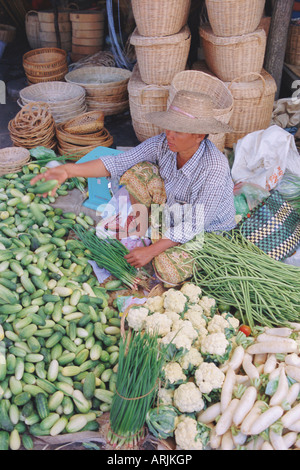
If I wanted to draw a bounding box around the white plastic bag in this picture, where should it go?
[231,125,300,191]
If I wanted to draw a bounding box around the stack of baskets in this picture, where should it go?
[199,0,276,148]
[285,19,300,66]
[70,10,105,62]
[25,11,41,50]
[65,66,131,115]
[18,81,87,124]
[167,70,234,151]
[128,0,191,142]
[55,110,113,158]
[8,102,57,150]
[0,147,30,176]
[0,24,16,44]
[37,10,72,52]
[22,47,68,85]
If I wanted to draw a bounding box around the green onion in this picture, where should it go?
[108,330,166,448]
[180,231,300,329]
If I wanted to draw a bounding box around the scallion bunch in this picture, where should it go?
[108,330,166,448]
[73,224,150,289]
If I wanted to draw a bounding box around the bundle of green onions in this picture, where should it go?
[73,224,150,289]
[108,329,166,448]
[181,231,300,329]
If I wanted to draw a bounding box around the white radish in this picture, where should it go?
[269,366,289,406]
[269,367,281,381]
[227,345,245,371]
[286,382,300,407]
[197,402,221,424]
[249,405,284,435]
[254,353,267,366]
[257,333,291,343]
[285,353,300,367]
[215,398,239,436]
[288,322,300,332]
[220,430,235,450]
[287,420,300,432]
[281,403,300,428]
[232,431,247,447]
[244,436,265,450]
[242,353,260,380]
[265,327,292,337]
[233,386,257,426]
[240,400,266,435]
[263,354,277,374]
[246,339,298,355]
[285,365,300,383]
[295,439,300,449]
[260,441,274,450]
[269,429,288,450]
[282,431,298,449]
[209,427,221,450]
[220,367,236,413]
[235,375,251,385]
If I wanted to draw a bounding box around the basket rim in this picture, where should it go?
[200,24,266,45]
[130,25,191,46]
[20,81,86,103]
[64,66,132,87]
[23,47,67,65]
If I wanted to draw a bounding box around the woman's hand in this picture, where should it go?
[30,165,71,196]
[124,246,156,268]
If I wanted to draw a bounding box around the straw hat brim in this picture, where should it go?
[146,110,232,135]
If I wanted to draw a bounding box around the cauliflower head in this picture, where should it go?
[199,296,216,316]
[144,312,172,337]
[180,283,202,304]
[162,361,186,386]
[175,416,206,451]
[157,387,174,406]
[179,347,203,373]
[171,319,198,342]
[184,304,206,331]
[163,289,188,314]
[144,295,164,313]
[126,306,149,331]
[161,330,193,353]
[173,382,204,414]
[200,332,231,365]
[194,362,225,394]
[207,314,230,335]
[164,310,181,324]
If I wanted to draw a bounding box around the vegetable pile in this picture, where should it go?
[124,282,300,451]
[0,163,121,450]
[180,231,300,329]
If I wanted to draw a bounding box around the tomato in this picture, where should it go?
[239,325,252,337]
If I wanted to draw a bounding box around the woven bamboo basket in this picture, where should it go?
[19,81,87,123]
[39,20,72,33]
[85,98,129,116]
[225,70,277,148]
[131,0,191,37]
[56,123,112,146]
[70,10,104,23]
[285,23,300,66]
[205,0,265,37]
[8,102,57,150]
[130,26,191,86]
[23,48,67,72]
[200,25,267,82]
[0,147,30,176]
[71,21,104,32]
[0,24,16,43]
[37,10,70,23]
[25,11,41,49]
[63,110,105,134]
[128,64,169,142]
[168,70,233,151]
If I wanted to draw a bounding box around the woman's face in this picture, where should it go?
[165,130,205,154]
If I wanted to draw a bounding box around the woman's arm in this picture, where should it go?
[30,159,111,195]
[124,238,179,269]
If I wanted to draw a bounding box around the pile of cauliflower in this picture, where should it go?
[125,282,241,450]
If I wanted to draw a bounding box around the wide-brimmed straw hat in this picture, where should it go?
[146,89,232,135]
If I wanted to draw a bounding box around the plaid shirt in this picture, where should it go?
[100,134,236,243]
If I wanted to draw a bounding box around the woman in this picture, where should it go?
[31,90,236,285]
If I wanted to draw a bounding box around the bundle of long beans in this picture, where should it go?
[108,330,166,448]
[73,224,150,289]
[180,231,300,329]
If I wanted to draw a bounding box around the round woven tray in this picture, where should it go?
[56,123,113,147]
[85,98,129,116]
[0,147,30,175]
[63,110,105,134]
[65,66,131,91]
[19,81,85,104]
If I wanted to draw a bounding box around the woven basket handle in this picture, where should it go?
[67,3,80,10]
[228,72,266,103]
[25,10,38,19]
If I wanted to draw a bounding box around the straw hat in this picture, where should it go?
[146,90,232,134]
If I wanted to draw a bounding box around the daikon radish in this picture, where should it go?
[287,420,300,432]
[285,365,300,383]
[244,436,265,450]
[286,383,300,408]
[233,386,257,426]
[269,366,289,406]
[264,354,278,374]
[281,403,300,428]
[221,430,235,450]
[246,339,298,355]
[209,427,222,450]
[285,353,300,367]
[232,431,247,447]
[227,345,245,371]
[260,441,274,450]
[282,431,298,449]
[249,406,284,435]
[197,402,221,424]
[242,353,260,380]
[220,367,236,413]
[269,429,288,450]
[240,400,266,435]
[254,353,267,366]
[215,398,239,436]
[265,327,292,337]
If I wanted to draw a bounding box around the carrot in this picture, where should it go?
[249,406,284,435]
[233,386,258,427]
